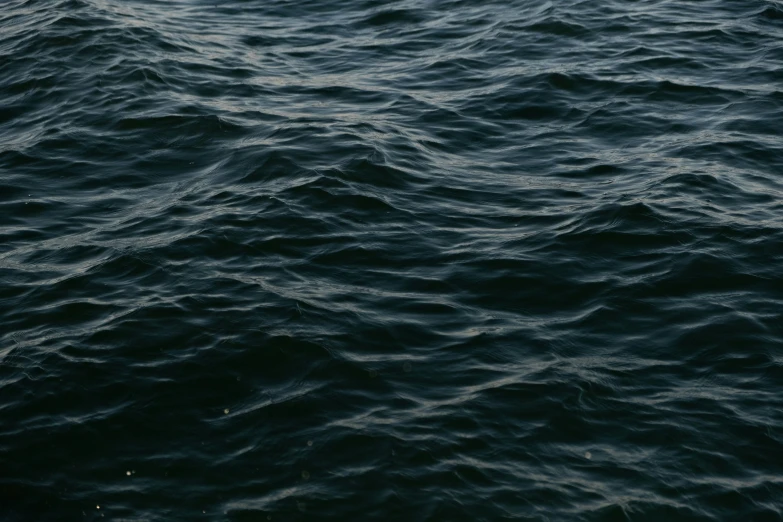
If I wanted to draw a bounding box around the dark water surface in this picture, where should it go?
[2,0,783,519]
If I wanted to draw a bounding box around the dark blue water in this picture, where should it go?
[2,0,783,519]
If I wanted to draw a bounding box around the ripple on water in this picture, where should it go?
[1,0,782,520]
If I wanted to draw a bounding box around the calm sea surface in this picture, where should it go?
[2,0,783,520]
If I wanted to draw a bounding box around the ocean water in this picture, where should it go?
[1,0,782,519]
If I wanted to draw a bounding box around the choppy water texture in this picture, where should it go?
[2,0,783,519]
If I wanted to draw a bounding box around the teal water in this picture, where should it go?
[2,0,782,520]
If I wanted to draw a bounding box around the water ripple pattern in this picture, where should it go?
[1,0,782,520]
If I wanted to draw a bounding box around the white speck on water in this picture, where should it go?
[96,505,100,510]
[126,471,131,476]
[224,408,229,414]
[307,440,313,446]
[585,451,592,459]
